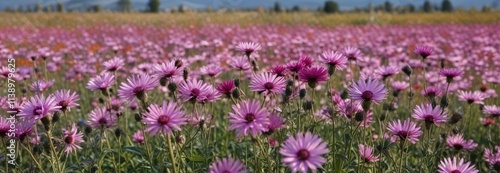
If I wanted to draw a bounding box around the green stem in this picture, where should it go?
[166,134,178,173]
[21,143,46,173]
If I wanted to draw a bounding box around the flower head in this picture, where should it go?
[133,130,145,143]
[153,61,182,83]
[437,157,478,173]
[439,68,464,83]
[343,47,363,61]
[250,73,286,96]
[62,123,84,154]
[228,56,251,71]
[142,101,187,136]
[178,79,220,103]
[348,78,387,104]
[319,51,348,71]
[457,91,485,105]
[484,146,500,171]
[228,99,270,137]
[201,64,223,77]
[87,107,116,129]
[422,86,443,98]
[270,65,287,77]
[19,94,61,120]
[359,144,379,163]
[118,74,158,102]
[216,80,236,97]
[298,66,329,88]
[209,157,248,173]
[412,103,447,127]
[280,132,329,173]
[30,79,55,93]
[387,119,422,144]
[103,57,125,72]
[484,105,500,118]
[236,42,261,57]
[87,73,115,92]
[446,134,477,152]
[264,113,285,135]
[375,66,399,80]
[414,45,433,59]
[54,89,80,112]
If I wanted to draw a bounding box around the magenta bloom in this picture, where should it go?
[153,61,182,83]
[348,78,387,104]
[62,123,84,154]
[319,51,348,70]
[457,90,485,104]
[298,66,329,88]
[118,74,158,101]
[54,89,80,112]
[484,146,500,171]
[280,132,329,173]
[216,80,236,97]
[15,120,35,141]
[414,45,433,59]
[422,86,443,98]
[86,73,115,92]
[337,99,362,119]
[236,42,261,56]
[201,64,223,77]
[375,66,399,80]
[264,113,285,135]
[359,144,379,163]
[228,56,251,71]
[250,73,286,95]
[132,130,145,144]
[30,79,55,93]
[412,103,447,126]
[387,119,422,144]
[103,57,125,72]
[270,65,287,77]
[209,157,248,173]
[484,105,500,118]
[391,81,409,92]
[286,61,305,74]
[178,79,218,103]
[143,101,187,136]
[299,54,314,68]
[438,157,478,173]
[19,94,61,120]
[228,99,270,137]
[343,47,363,61]
[439,68,464,82]
[446,134,477,152]
[87,107,117,128]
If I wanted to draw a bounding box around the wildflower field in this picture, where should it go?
[1,13,500,173]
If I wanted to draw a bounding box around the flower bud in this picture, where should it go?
[402,65,412,76]
[299,89,306,99]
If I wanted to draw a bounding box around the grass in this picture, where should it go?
[0,11,499,27]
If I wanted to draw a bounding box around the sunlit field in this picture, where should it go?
[1,12,500,173]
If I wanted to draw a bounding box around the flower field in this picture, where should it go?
[1,14,500,173]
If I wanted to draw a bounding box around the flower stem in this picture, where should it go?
[166,134,178,173]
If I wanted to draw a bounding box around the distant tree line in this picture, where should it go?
[2,0,497,13]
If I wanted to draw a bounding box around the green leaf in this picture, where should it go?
[123,146,145,158]
[187,154,206,162]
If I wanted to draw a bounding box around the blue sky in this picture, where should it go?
[1,0,497,10]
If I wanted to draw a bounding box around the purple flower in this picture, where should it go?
[446,134,477,152]
[270,65,287,77]
[118,74,158,102]
[216,80,236,97]
[236,42,261,57]
[343,47,363,61]
[19,94,61,120]
[439,68,464,83]
[133,130,145,144]
[412,103,447,127]
[414,45,433,59]
[264,113,285,135]
[348,78,387,104]
[15,120,35,141]
[319,51,348,71]
[228,99,270,137]
[178,79,219,103]
[30,79,55,93]
[250,73,286,96]
[299,54,314,68]
[298,66,329,88]
[391,81,409,92]
[87,73,115,92]
[209,157,248,173]
[54,89,80,112]
[201,64,223,77]
[286,61,305,74]
[228,56,251,71]
[484,146,500,171]
[437,157,478,173]
[280,132,329,173]
[359,144,379,163]
[153,61,182,83]
[62,123,84,154]
[103,57,125,72]
[483,105,500,118]
[457,90,485,105]
[375,66,399,80]
[87,107,116,129]
[143,101,187,136]
[387,119,422,144]
[422,86,443,98]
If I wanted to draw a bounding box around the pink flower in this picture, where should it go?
[359,144,379,163]
[133,130,145,144]
[118,74,158,102]
[280,132,329,173]
[412,103,447,127]
[319,51,348,71]
[54,89,80,112]
[414,45,433,59]
[19,94,61,120]
[236,42,261,57]
[446,134,477,152]
[387,119,422,144]
[209,157,248,173]
[298,66,329,88]
[484,146,500,171]
[250,73,286,96]
[87,107,116,129]
[348,78,387,104]
[103,57,125,72]
[62,123,84,154]
[142,101,187,136]
[437,157,478,173]
[228,99,270,137]
[457,90,485,104]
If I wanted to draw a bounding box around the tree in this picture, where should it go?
[423,0,432,13]
[274,2,282,13]
[35,3,43,12]
[441,0,453,12]
[118,0,132,12]
[481,5,492,12]
[408,4,416,13]
[384,1,393,12]
[56,3,64,12]
[291,5,301,12]
[148,0,160,13]
[324,1,339,14]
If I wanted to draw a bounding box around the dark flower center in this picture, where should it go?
[397,131,408,139]
[65,135,74,144]
[191,88,201,97]
[467,99,474,104]
[296,149,310,161]
[480,85,488,92]
[164,71,175,78]
[33,107,43,116]
[453,144,463,151]
[98,118,107,125]
[450,170,461,173]
[493,162,500,171]
[222,171,231,173]
[108,67,118,71]
[133,87,145,97]
[361,91,374,101]
[264,82,274,90]
[245,113,255,123]
[157,115,170,125]
[424,115,434,123]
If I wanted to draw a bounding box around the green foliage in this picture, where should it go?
[324,0,339,14]
[118,0,132,12]
[384,1,393,13]
[148,0,160,13]
[423,0,433,13]
[274,2,283,13]
[56,3,64,12]
[441,0,454,12]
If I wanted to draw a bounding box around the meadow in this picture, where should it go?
[0,12,500,173]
